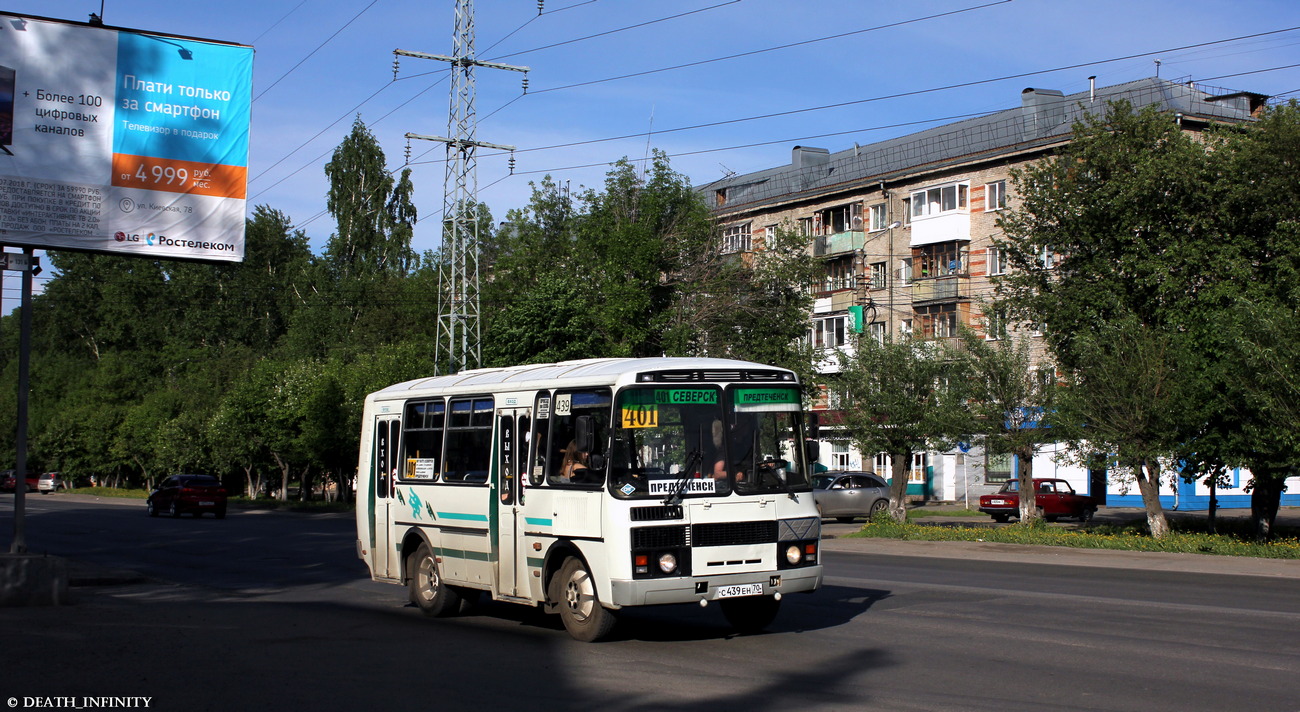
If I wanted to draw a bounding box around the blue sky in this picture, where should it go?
[3,0,1299,284]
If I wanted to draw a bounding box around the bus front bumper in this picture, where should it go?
[608,565,823,607]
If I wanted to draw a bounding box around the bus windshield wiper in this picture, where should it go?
[662,449,702,506]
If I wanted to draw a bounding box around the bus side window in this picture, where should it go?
[531,395,551,486]
[402,400,444,484]
[546,389,611,487]
[444,397,493,484]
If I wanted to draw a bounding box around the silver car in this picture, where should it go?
[812,471,890,523]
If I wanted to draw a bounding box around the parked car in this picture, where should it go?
[147,474,228,518]
[978,478,1097,523]
[38,472,68,494]
[1,470,39,493]
[812,471,890,523]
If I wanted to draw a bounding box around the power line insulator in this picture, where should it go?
[537,1,544,15]
[392,55,400,80]
[405,138,412,164]
[508,152,516,174]
[521,75,529,94]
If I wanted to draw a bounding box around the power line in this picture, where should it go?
[249,0,309,45]
[484,0,744,62]
[527,0,1013,94]
[464,30,1300,162]
[253,0,384,102]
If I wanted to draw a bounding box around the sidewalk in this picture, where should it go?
[820,504,1300,580]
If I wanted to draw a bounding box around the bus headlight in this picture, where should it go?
[658,552,678,574]
[785,544,802,565]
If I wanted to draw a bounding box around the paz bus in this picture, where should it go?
[354,357,824,641]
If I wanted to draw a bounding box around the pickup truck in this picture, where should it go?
[978,478,1097,523]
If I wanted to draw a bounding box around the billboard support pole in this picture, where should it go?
[9,247,34,554]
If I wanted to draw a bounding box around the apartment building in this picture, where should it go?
[703,76,1271,506]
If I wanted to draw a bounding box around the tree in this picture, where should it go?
[832,336,972,522]
[1212,102,1300,538]
[1054,316,1197,538]
[995,101,1222,538]
[323,116,415,279]
[483,153,817,378]
[963,331,1060,523]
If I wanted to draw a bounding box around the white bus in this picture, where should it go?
[354,357,824,641]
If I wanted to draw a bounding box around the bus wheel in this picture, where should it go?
[408,542,461,617]
[720,595,780,635]
[555,557,616,642]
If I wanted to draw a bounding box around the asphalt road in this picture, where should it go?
[3,494,1299,712]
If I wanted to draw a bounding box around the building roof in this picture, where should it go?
[703,77,1268,216]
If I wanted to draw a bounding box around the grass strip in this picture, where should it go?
[850,518,1300,559]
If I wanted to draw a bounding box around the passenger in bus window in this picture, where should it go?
[709,420,728,480]
[558,440,589,482]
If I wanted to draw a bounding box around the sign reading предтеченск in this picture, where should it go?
[0,14,252,262]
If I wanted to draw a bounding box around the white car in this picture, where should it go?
[38,472,67,494]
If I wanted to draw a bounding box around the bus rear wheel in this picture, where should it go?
[555,557,616,642]
[408,542,460,617]
[720,595,781,635]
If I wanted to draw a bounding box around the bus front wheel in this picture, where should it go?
[554,557,616,642]
[720,595,781,635]
[408,542,461,617]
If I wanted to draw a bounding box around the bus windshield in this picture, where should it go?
[608,385,810,499]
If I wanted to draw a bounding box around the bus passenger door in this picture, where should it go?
[495,408,530,598]
[371,415,401,580]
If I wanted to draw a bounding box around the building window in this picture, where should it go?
[900,318,913,335]
[917,304,958,338]
[830,442,850,469]
[874,452,890,479]
[898,257,913,286]
[987,246,1007,276]
[869,203,889,231]
[810,203,862,236]
[820,256,854,292]
[870,261,887,289]
[868,321,886,344]
[764,224,779,247]
[722,223,752,254]
[985,180,1007,211]
[810,316,847,349]
[1037,245,1057,269]
[986,452,1013,484]
[910,453,927,483]
[901,197,912,225]
[910,182,968,219]
[985,308,1007,340]
[916,242,968,279]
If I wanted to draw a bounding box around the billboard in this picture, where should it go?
[0,14,252,262]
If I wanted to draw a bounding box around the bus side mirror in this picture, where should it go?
[805,439,820,466]
[575,415,594,454]
[807,412,820,440]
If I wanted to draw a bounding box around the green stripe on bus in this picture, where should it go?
[526,557,545,568]
[437,512,490,522]
[524,517,553,526]
[436,547,494,562]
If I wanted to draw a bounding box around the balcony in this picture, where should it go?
[911,276,969,304]
[812,230,865,257]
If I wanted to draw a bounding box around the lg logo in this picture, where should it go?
[113,232,156,245]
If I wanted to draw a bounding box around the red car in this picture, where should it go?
[1,470,39,493]
[978,478,1096,523]
[147,474,228,518]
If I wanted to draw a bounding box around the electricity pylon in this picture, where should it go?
[397,0,527,374]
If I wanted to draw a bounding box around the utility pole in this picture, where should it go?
[397,0,527,374]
